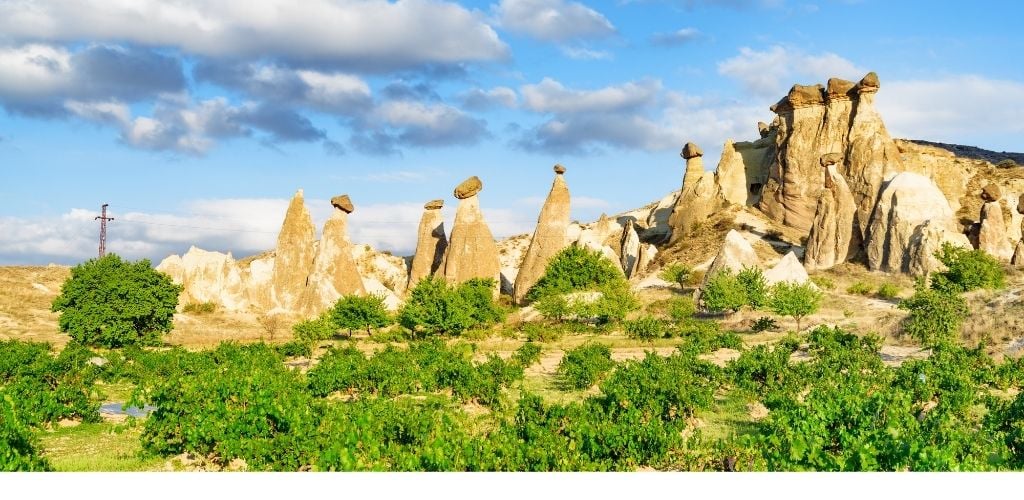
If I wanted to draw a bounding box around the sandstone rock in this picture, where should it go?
[442,179,501,289]
[514,167,571,304]
[361,277,402,312]
[243,253,275,311]
[758,122,770,138]
[643,191,680,242]
[857,72,880,92]
[271,190,317,312]
[978,201,1014,261]
[351,244,409,296]
[637,244,658,279]
[670,142,726,241]
[454,176,483,199]
[331,195,354,213]
[408,200,448,288]
[620,221,641,278]
[157,247,250,311]
[907,219,973,276]
[826,78,856,98]
[302,200,365,314]
[787,83,826,108]
[866,173,959,273]
[716,140,749,207]
[156,254,184,284]
[982,184,1002,202]
[682,142,703,159]
[1013,240,1024,267]
[764,251,812,286]
[704,230,760,284]
[820,152,843,167]
[1019,194,1024,215]
[576,214,625,253]
[805,163,859,271]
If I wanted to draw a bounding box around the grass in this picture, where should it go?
[697,389,761,441]
[38,421,165,472]
[94,381,137,402]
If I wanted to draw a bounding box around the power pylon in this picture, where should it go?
[95,204,114,258]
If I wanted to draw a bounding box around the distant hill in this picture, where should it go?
[907,140,1024,165]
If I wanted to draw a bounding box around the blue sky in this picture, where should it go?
[1,0,1023,264]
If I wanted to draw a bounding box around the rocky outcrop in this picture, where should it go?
[636,244,658,279]
[764,251,812,286]
[866,173,965,274]
[270,190,316,312]
[704,230,760,283]
[408,199,448,288]
[301,195,365,314]
[804,155,859,271]
[442,176,501,289]
[715,139,773,207]
[620,221,641,278]
[907,219,973,276]
[157,247,250,311]
[670,142,726,241]
[978,200,1014,261]
[514,166,571,304]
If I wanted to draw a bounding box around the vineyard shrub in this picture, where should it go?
[702,269,747,314]
[331,294,392,336]
[659,263,693,289]
[767,281,823,332]
[0,340,99,426]
[556,343,615,390]
[752,317,778,333]
[931,243,1005,293]
[292,313,337,344]
[51,254,182,348]
[624,315,666,341]
[0,395,50,471]
[737,266,769,309]
[512,343,543,368]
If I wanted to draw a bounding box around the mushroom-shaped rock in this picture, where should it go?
[981,184,1002,203]
[302,197,366,314]
[826,78,856,99]
[271,190,317,311]
[856,72,881,93]
[331,194,354,213]
[409,200,449,288]
[454,176,483,199]
[787,84,826,108]
[514,167,571,304]
[681,142,703,159]
[764,252,813,286]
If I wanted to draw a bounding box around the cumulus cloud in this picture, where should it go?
[650,27,702,46]
[559,46,613,61]
[877,75,1024,148]
[494,0,616,41]
[459,87,518,111]
[350,100,490,154]
[717,45,865,97]
[521,78,661,114]
[0,0,509,71]
[0,44,185,115]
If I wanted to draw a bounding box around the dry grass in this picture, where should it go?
[0,265,72,347]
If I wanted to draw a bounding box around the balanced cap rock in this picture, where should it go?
[409,199,449,288]
[454,176,483,199]
[681,142,703,159]
[442,176,501,290]
[981,184,1002,202]
[331,194,355,213]
[302,194,365,313]
[424,199,444,210]
[514,167,571,304]
[554,164,566,175]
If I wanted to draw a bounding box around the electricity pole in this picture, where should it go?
[95,204,114,258]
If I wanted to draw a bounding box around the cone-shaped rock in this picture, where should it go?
[271,190,317,311]
[409,199,449,289]
[764,251,813,286]
[302,195,366,314]
[703,230,760,286]
[805,160,860,271]
[620,221,641,279]
[978,201,1014,261]
[514,166,571,304]
[443,177,501,289]
[1013,241,1024,267]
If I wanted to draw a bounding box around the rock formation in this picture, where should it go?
[978,199,1014,261]
[764,251,813,286]
[514,166,571,304]
[669,142,726,241]
[301,195,365,314]
[157,247,250,311]
[442,176,501,289]
[714,139,772,207]
[270,190,317,312]
[636,244,658,278]
[804,154,859,271]
[704,230,760,283]
[1015,196,1024,267]
[408,199,448,289]
[620,221,641,278]
[865,173,968,274]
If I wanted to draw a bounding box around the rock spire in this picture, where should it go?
[514,165,571,304]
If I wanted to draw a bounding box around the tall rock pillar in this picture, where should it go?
[270,189,317,312]
[514,165,571,304]
[805,153,860,271]
[442,176,501,291]
[301,194,366,314]
[669,142,724,243]
[408,199,448,289]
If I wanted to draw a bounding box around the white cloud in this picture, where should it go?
[521,78,661,114]
[494,0,615,41]
[0,0,509,70]
[459,86,518,110]
[717,45,865,97]
[877,75,1024,146]
[650,27,702,46]
[559,46,613,60]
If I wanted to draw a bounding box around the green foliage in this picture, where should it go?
[846,281,873,296]
[535,282,639,326]
[876,282,902,300]
[526,246,624,302]
[520,322,564,343]
[659,263,693,289]
[276,340,313,358]
[996,159,1019,169]
[931,243,1006,293]
[667,297,697,323]
[624,315,667,341]
[752,317,779,333]
[181,302,217,314]
[702,268,748,314]
[899,283,969,347]
[0,340,100,426]
[512,343,542,368]
[0,395,51,471]
[556,343,615,390]
[737,266,769,309]
[398,277,504,337]
[331,294,393,336]
[599,351,720,421]
[767,281,823,332]
[51,254,182,348]
[810,276,835,290]
[292,313,338,344]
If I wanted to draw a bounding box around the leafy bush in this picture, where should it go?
[931,243,1006,293]
[899,283,969,346]
[398,277,504,337]
[674,321,741,355]
[457,278,507,327]
[535,282,638,326]
[520,322,564,343]
[0,340,100,426]
[182,302,217,314]
[876,282,901,300]
[659,263,693,289]
[810,276,835,290]
[997,159,1019,169]
[276,340,313,358]
[292,313,338,344]
[598,351,720,421]
[556,343,615,390]
[768,281,823,332]
[0,395,50,471]
[526,246,624,302]
[332,294,393,336]
[51,254,182,348]
[702,268,747,314]
[624,315,666,341]
[512,343,543,368]
[752,317,779,333]
[737,266,769,309]
[668,297,697,323]
[846,281,873,296]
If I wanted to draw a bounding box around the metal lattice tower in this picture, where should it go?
[95,204,114,258]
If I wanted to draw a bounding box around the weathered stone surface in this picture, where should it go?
[982,184,1002,202]
[514,169,571,303]
[408,201,449,288]
[620,221,641,278]
[636,244,658,279]
[907,219,973,276]
[805,163,859,271]
[157,247,250,311]
[1013,240,1024,267]
[442,185,501,289]
[302,207,366,313]
[856,72,880,92]
[643,191,680,242]
[270,190,317,312]
[826,78,856,99]
[682,142,703,159]
[758,122,770,138]
[1018,194,1024,215]
[670,143,727,241]
[866,173,959,273]
[978,201,1014,261]
[716,140,749,207]
[787,83,826,108]
[454,176,483,199]
[764,251,813,286]
[703,230,760,285]
[331,194,354,213]
[820,153,843,167]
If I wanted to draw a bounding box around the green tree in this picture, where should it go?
[332,294,393,337]
[292,313,338,344]
[899,281,969,347]
[702,268,747,314]
[51,254,181,348]
[768,281,823,332]
[931,243,1005,293]
[659,263,693,289]
[397,277,504,337]
[526,245,623,302]
[737,266,769,309]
